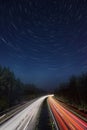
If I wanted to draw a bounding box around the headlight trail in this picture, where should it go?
[0,96,48,130]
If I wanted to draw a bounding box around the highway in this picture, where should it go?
[48,96,87,130]
[0,96,48,130]
[0,98,41,125]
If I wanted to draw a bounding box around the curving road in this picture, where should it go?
[0,96,48,130]
[48,96,87,130]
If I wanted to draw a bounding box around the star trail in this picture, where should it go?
[0,0,87,88]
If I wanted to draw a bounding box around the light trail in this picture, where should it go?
[0,96,48,130]
[48,96,87,130]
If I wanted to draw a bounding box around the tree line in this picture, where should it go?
[54,73,87,111]
[0,65,44,112]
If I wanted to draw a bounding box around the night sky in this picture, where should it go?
[0,0,87,88]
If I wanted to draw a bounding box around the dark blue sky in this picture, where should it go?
[0,0,87,88]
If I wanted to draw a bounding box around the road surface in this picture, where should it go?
[0,98,40,125]
[48,96,87,130]
[0,96,48,130]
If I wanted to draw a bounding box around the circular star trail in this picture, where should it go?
[0,0,87,88]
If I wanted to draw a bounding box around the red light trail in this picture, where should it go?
[48,96,87,130]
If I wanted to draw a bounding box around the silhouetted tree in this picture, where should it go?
[0,65,44,112]
[54,73,87,110]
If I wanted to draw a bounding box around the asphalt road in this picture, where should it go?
[0,96,48,130]
[48,96,87,130]
[0,98,40,125]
